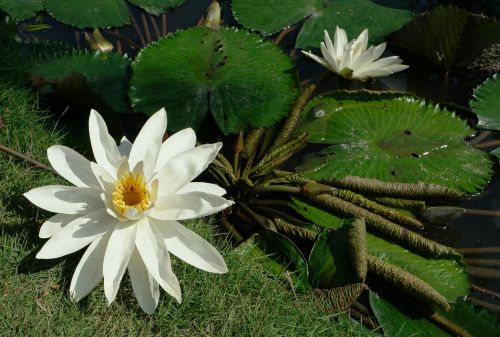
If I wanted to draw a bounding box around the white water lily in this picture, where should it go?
[301,26,409,81]
[24,108,234,314]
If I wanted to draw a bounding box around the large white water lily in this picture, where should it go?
[301,26,409,81]
[24,108,233,314]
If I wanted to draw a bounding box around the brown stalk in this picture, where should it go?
[0,144,58,176]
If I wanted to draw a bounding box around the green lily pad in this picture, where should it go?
[470,73,500,130]
[367,233,469,302]
[127,0,186,16]
[296,95,493,194]
[308,231,336,288]
[28,50,131,113]
[232,0,413,48]
[289,196,344,230]
[390,5,500,72]
[129,27,298,133]
[370,292,500,337]
[370,292,450,337]
[0,0,43,21]
[44,0,130,28]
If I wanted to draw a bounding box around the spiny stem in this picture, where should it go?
[149,15,161,40]
[473,139,500,149]
[471,284,500,300]
[219,216,244,242]
[428,312,473,337]
[351,301,371,317]
[161,13,167,36]
[471,130,491,145]
[470,298,500,315]
[464,208,500,217]
[465,258,500,267]
[140,13,152,44]
[249,185,301,195]
[130,12,146,47]
[456,247,500,254]
[0,144,58,176]
[349,307,379,331]
[466,266,500,280]
[236,201,270,230]
[103,29,141,50]
[273,24,297,45]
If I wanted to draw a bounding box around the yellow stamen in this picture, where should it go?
[112,172,150,216]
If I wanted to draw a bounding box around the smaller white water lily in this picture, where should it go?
[301,26,409,81]
[24,108,234,314]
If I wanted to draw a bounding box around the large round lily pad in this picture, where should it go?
[295,94,493,194]
[129,27,298,134]
[470,73,500,130]
[43,0,187,28]
[232,0,413,48]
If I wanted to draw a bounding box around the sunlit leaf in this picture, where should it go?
[296,94,493,194]
[130,27,298,133]
[289,196,344,230]
[367,233,469,301]
[470,73,500,130]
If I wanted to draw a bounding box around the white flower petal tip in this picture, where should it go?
[26,107,231,313]
[303,26,409,81]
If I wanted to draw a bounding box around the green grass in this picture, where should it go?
[0,83,377,337]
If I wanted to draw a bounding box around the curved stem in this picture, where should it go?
[248,185,301,196]
[0,144,58,176]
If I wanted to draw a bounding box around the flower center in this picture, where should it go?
[112,172,150,216]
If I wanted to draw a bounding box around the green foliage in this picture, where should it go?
[128,0,186,16]
[369,292,450,337]
[470,73,500,130]
[296,95,493,194]
[0,0,43,21]
[130,27,298,134]
[308,231,337,288]
[28,50,131,113]
[390,5,500,72]
[232,0,413,48]
[366,233,469,302]
[441,298,500,336]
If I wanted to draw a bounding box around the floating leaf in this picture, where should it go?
[296,95,493,194]
[129,27,297,133]
[127,0,186,16]
[367,233,469,302]
[44,0,130,28]
[0,0,43,21]
[308,231,336,288]
[232,0,413,48]
[390,5,500,72]
[470,73,500,130]
[28,50,131,113]
[370,292,450,337]
[289,196,344,230]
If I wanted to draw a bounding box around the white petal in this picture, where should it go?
[383,64,410,72]
[320,42,339,73]
[176,182,227,197]
[135,219,181,302]
[352,29,368,57]
[103,223,137,305]
[340,41,353,70]
[24,185,103,215]
[150,192,233,221]
[128,108,167,180]
[36,209,117,259]
[118,136,133,157]
[90,162,115,194]
[301,50,332,71]
[128,248,160,314]
[372,42,387,61]
[154,128,196,173]
[39,213,79,238]
[152,219,228,274]
[70,231,110,302]
[324,30,334,53]
[154,143,222,197]
[89,110,121,176]
[334,26,348,60]
[47,145,99,188]
[353,68,393,79]
[350,46,375,70]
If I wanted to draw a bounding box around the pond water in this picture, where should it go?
[19,0,500,323]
